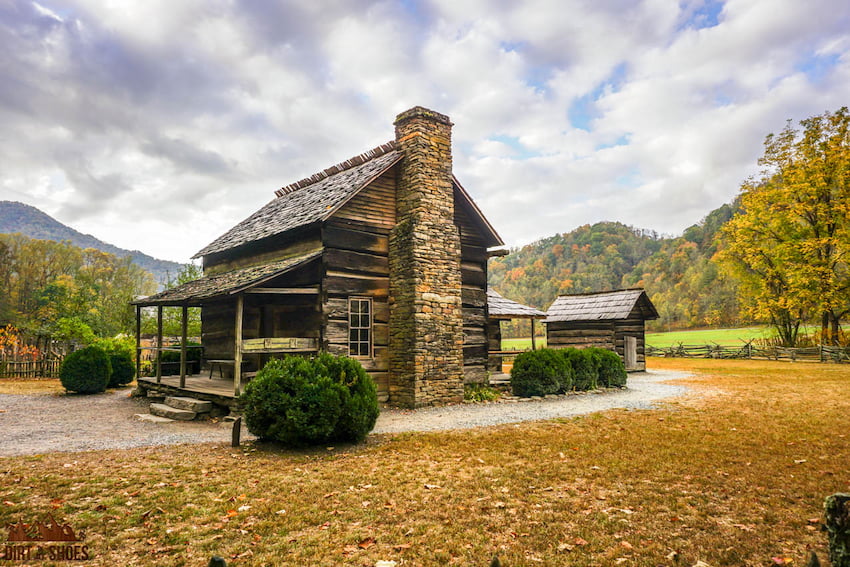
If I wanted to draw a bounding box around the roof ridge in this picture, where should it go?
[274,141,398,198]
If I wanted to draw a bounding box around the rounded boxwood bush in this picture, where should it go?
[511,348,571,397]
[60,346,111,394]
[108,351,135,387]
[561,348,599,391]
[242,353,378,447]
[591,348,628,387]
[95,338,135,387]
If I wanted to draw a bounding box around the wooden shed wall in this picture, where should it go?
[545,315,648,371]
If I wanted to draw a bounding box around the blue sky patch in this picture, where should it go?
[797,51,840,83]
[568,63,628,131]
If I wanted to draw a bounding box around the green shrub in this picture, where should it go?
[95,337,135,387]
[591,348,628,387]
[242,354,378,447]
[59,346,112,394]
[464,383,500,402]
[511,348,571,397]
[157,341,203,375]
[561,348,599,391]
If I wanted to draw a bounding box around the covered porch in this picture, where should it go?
[131,250,324,399]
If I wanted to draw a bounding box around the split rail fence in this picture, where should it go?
[647,343,850,363]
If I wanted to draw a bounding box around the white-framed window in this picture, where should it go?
[348,297,372,358]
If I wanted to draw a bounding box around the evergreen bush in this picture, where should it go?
[591,348,628,387]
[242,354,378,447]
[95,337,135,387]
[510,348,571,397]
[561,348,599,391]
[59,346,111,394]
[157,341,203,375]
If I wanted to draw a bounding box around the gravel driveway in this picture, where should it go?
[0,370,692,457]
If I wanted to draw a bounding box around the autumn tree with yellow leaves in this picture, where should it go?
[721,108,850,346]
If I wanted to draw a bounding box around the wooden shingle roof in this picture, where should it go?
[487,290,546,319]
[193,144,402,258]
[545,289,658,323]
[133,249,322,306]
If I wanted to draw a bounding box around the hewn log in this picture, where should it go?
[461,287,487,308]
[324,274,389,297]
[462,307,486,327]
[324,223,389,255]
[324,248,389,276]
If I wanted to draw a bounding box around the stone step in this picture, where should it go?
[134,413,175,423]
[150,403,196,421]
[165,396,213,413]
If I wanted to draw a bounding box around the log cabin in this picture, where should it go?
[133,106,510,408]
[544,288,658,371]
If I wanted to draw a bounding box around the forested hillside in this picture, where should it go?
[0,201,184,285]
[488,203,741,332]
[0,234,156,345]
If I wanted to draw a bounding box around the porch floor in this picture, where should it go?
[137,374,240,398]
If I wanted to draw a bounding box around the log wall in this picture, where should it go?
[456,203,491,384]
[322,170,396,401]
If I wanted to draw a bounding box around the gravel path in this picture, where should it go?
[0,370,692,457]
[373,369,692,433]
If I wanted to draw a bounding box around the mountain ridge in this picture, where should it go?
[0,200,184,286]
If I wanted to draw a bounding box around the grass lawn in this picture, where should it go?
[1,359,848,566]
[501,336,547,350]
[646,327,771,347]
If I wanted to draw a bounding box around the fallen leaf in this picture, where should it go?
[393,543,412,551]
[574,537,589,546]
[358,537,376,549]
[424,484,441,490]
[620,541,633,550]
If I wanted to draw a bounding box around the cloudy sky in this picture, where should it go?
[1,0,849,263]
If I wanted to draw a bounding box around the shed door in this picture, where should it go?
[624,336,637,370]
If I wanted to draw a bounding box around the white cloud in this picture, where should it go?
[1,0,849,261]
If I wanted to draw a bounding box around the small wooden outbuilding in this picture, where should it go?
[485,290,547,373]
[545,288,658,371]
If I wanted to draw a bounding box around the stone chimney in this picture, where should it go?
[388,106,464,407]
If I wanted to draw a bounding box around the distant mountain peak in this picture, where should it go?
[0,200,184,286]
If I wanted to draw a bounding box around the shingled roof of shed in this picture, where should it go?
[545,289,658,323]
[133,249,322,306]
[193,143,403,258]
[487,290,546,319]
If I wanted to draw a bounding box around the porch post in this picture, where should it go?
[234,295,244,396]
[156,305,163,384]
[531,319,537,350]
[179,304,188,388]
[135,305,141,380]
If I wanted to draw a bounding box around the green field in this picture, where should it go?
[501,336,547,350]
[645,326,771,347]
[503,327,774,350]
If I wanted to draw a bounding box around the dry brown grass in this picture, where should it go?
[0,378,64,395]
[1,359,847,566]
